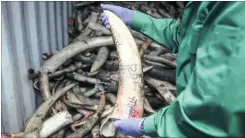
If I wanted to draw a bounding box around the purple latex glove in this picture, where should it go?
[114,118,145,137]
[100,4,136,29]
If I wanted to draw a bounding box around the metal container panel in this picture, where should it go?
[1,1,72,133]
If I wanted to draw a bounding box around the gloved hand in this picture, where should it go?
[114,118,145,137]
[100,4,136,29]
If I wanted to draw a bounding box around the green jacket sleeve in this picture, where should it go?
[143,2,245,137]
[144,33,245,137]
[131,11,181,53]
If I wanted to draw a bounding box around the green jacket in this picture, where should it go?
[131,2,245,137]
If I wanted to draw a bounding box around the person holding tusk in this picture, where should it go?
[100,2,245,138]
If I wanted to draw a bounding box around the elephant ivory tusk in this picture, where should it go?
[24,83,77,132]
[100,10,144,137]
[90,46,109,72]
[40,36,114,73]
[39,111,73,138]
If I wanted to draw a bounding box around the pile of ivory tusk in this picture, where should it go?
[6,1,184,138]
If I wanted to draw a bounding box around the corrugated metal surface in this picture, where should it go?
[1,1,72,133]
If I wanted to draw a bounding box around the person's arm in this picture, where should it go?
[131,11,181,53]
[144,34,245,136]
[143,3,245,137]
